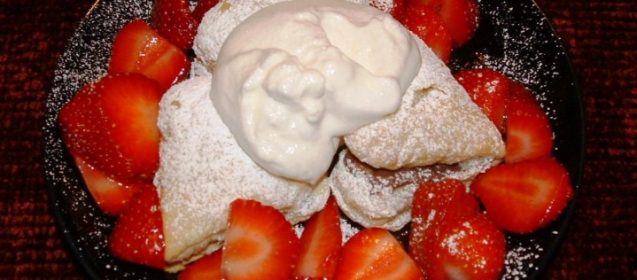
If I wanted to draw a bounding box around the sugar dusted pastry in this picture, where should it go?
[344,36,505,170]
[154,76,330,270]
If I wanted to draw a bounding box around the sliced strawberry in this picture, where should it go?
[293,196,342,279]
[369,0,407,21]
[409,180,480,276]
[471,157,574,233]
[412,0,479,47]
[152,0,197,50]
[109,19,190,91]
[59,73,162,184]
[192,0,220,24]
[505,82,554,163]
[223,199,300,280]
[455,68,510,132]
[427,214,506,280]
[335,228,423,280]
[109,185,165,269]
[178,250,224,280]
[401,5,452,63]
[72,155,144,215]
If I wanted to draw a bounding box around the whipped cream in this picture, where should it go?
[211,0,421,183]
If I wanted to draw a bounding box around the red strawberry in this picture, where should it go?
[409,180,480,276]
[412,0,480,47]
[223,199,300,280]
[335,228,423,280]
[369,0,407,21]
[109,185,165,269]
[109,19,190,91]
[401,5,452,63]
[471,157,574,233]
[427,214,506,280]
[59,73,162,184]
[72,155,144,215]
[505,82,554,163]
[192,0,220,24]
[455,68,511,132]
[293,196,342,279]
[151,0,197,50]
[178,250,224,280]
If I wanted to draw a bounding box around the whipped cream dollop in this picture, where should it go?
[211,0,421,183]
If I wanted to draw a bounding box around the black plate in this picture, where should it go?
[44,0,584,279]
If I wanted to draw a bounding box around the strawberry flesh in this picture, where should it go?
[152,0,197,50]
[401,4,453,63]
[413,0,479,47]
[293,196,342,279]
[109,185,165,269]
[178,250,223,280]
[472,156,574,233]
[192,0,220,24]
[223,199,300,280]
[455,68,510,132]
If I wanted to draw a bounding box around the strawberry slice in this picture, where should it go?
[471,157,574,233]
[59,73,162,184]
[178,250,224,280]
[335,228,422,280]
[293,196,342,279]
[401,5,452,63]
[109,19,190,91]
[409,180,480,276]
[109,185,165,269]
[152,0,197,50]
[412,0,479,47]
[505,82,554,163]
[428,214,506,280]
[455,68,510,132]
[72,155,144,215]
[192,0,220,24]
[223,199,300,280]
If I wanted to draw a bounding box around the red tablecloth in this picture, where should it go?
[0,0,635,278]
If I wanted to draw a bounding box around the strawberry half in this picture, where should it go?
[152,0,197,50]
[109,19,190,91]
[505,82,554,163]
[72,155,144,215]
[455,68,510,132]
[412,0,480,47]
[335,228,423,280]
[192,0,220,24]
[178,250,223,280]
[293,196,342,279]
[471,157,574,233]
[428,214,506,280]
[59,73,162,184]
[409,180,480,276]
[223,199,300,280]
[401,5,453,63]
[109,185,165,269]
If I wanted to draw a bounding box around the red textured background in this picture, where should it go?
[0,0,635,279]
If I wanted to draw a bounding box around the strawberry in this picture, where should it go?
[412,0,479,47]
[109,185,165,269]
[335,228,423,280]
[293,196,342,279]
[426,214,506,280]
[455,68,511,132]
[223,199,300,280]
[505,82,554,163]
[401,5,452,63]
[72,154,144,215]
[471,157,574,233]
[369,0,407,21]
[109,19,190,91]
[152,0,197,50]
[178,250,224,280]
[409,180,480,276]
[59,73,162,184]
[192,0,220,24]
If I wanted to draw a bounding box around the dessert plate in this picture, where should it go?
[44,0,584,279]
